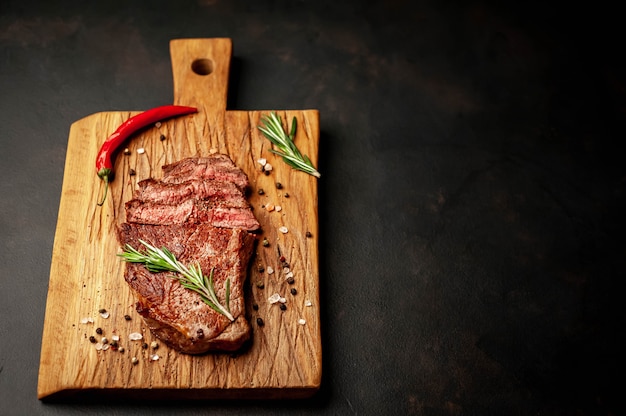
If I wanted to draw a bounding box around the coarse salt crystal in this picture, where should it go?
[95,343,103,351]
[275,205,282,212]
[80,317,94,324]
[101,344,110,351]
[285,271,294,279]
[265,203,275,212]
[209,147,218,154]
[298,319,306,325]
[279,297,287,304]
[151,354,160,361]
[128,332,143,341]
[266,266,274,275]
[268,293,281,304]
[99,311,110,319]
[264,163,273,172]
[305,300,312,307]
[137,147,145,154]
[111,335,120,342]
[154,122,162,128]
[283,267,290,274]
[257,158,267,166]
[278,226,288,234]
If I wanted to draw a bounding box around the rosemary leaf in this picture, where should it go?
[258,112,321,178]
[119,240,234,321]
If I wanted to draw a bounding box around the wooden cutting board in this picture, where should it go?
[38,38,321,400]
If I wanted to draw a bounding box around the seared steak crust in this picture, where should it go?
[118,155,257,354]
[161,155,250,190]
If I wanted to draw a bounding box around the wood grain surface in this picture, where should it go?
[37,38,321,400]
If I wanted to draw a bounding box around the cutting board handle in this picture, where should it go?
[169,38,232,114]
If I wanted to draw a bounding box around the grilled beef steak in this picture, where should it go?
[118,155,258,354]
[118,223,255,353]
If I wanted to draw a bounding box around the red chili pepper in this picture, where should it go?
[96,105,197,206]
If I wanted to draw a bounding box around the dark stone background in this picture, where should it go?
[1,1,624,414]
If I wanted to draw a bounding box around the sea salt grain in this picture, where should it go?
[266,266,274,275]
[80,317,94,324]
[278,226,288,234]
[137,148,145,154]
[268,293,281,304]
[128,332,143,341]
[298,319,306,325]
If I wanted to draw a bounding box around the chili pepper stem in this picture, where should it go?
[97,175,109,206]
[96,167,111,206]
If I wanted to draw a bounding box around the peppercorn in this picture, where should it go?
[262,238,269,247]
[98,308,107,314]
[118,347,125,353]
[284,193,289,198]
[258,265,265,273]
[279,303,287,311]
[129,168,136,176]
[287,276,295,285]
[290,288,297,295]
[142,342,148,349]
[256,317,265,327]
[252,303,259,311]
[131,357,139,365]
[279,255,286,263]
[258,188,265,195]
[264,170,270,176]
[256,281,265,289]
[89,336,96,343]
[305,231,312,238]
[124,314,131,321]
[276,182,283,189]
[95,327,103,335]
[159,134,166,141]
[196,328,205,339]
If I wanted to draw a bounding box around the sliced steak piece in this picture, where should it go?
[118,222,255,354]
[161,156,250,190]
[134,178,248,206]
[125,198,261,231]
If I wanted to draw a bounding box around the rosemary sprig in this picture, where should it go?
[258,111,321,178]
[118,239,234,321]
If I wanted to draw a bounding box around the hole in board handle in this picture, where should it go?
[191,58,213,76]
